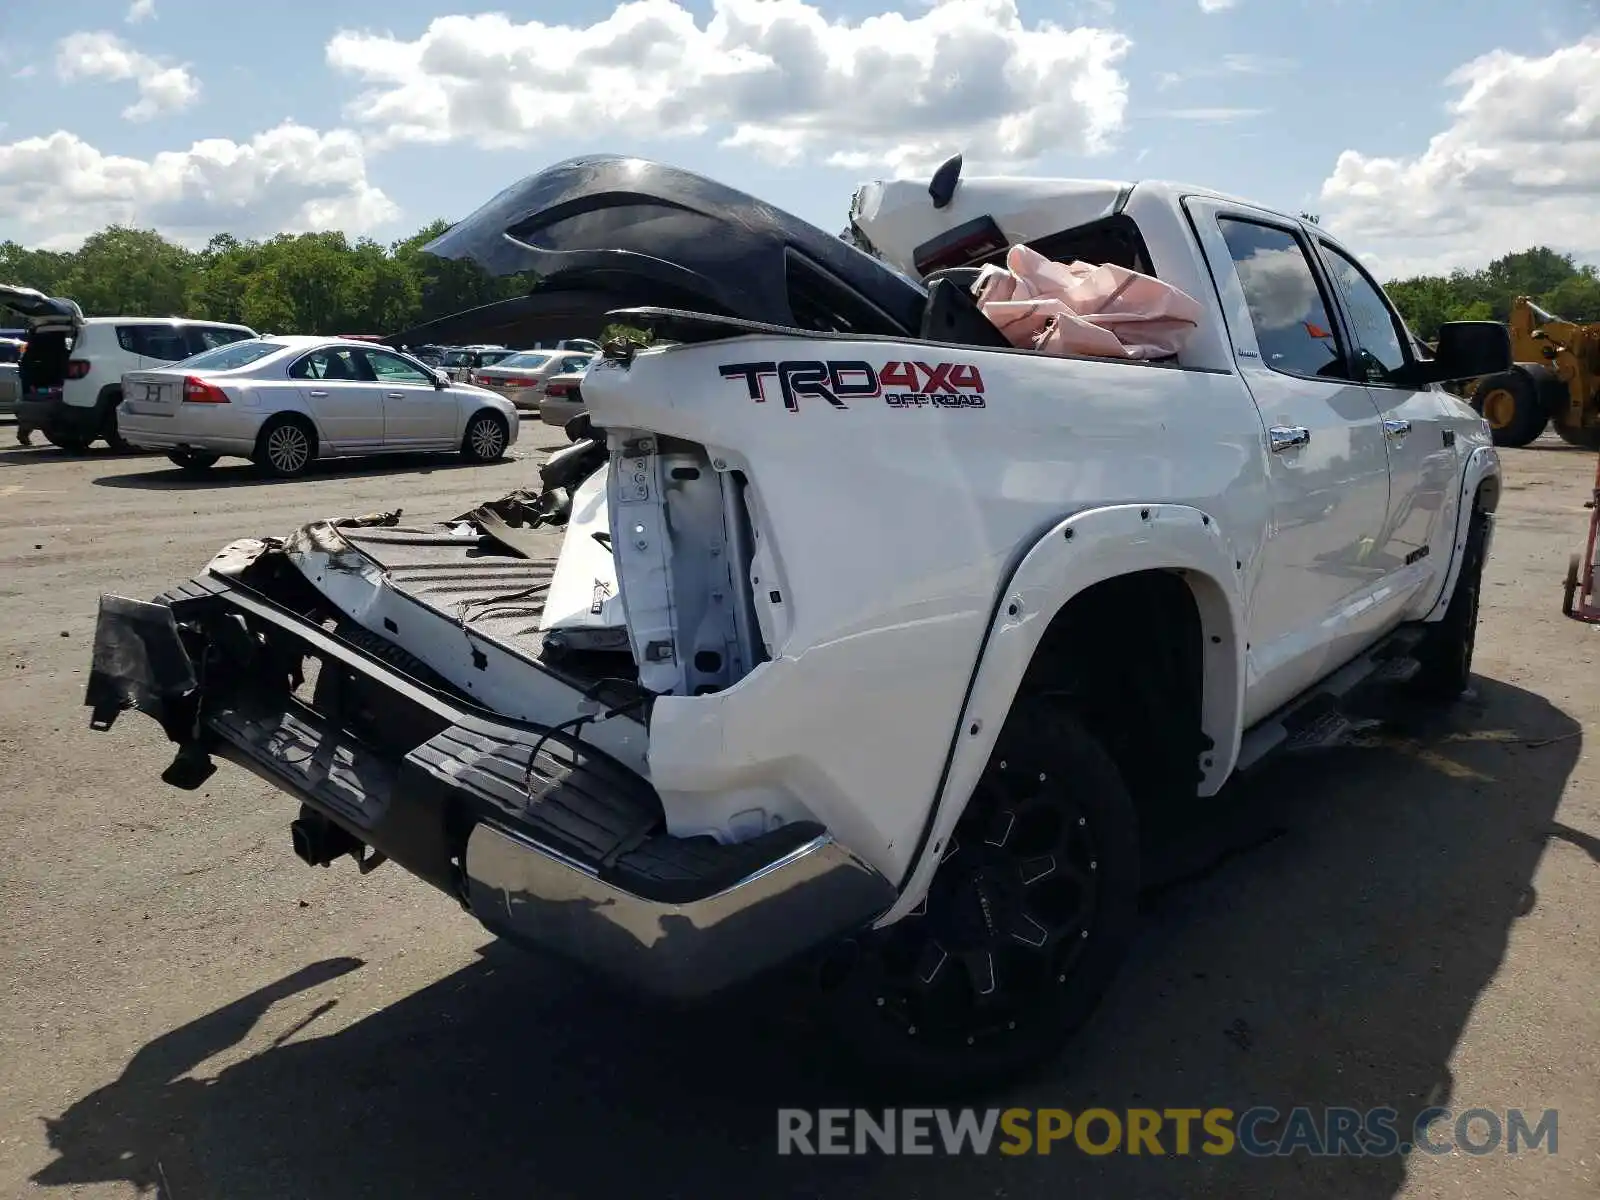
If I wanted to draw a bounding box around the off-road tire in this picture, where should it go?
[461,411,509,462]
[167,449,220,475]
[1471,371,1548,448]
[813,701,1140,1091]
[1412,510,1489,701]
[1552,421,1600,451]
[254,415,317,478]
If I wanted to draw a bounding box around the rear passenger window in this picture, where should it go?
[117,324,191,361]
[1216,219,1345,380]
[288,348,370,382]
[189,326,251,355]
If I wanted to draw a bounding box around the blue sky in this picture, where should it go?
[2,0,1597,278]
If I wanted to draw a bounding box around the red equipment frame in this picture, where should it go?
[1563,450,1600,624]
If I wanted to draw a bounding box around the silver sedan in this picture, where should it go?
[118,336,520,477]
[470,350,596,411]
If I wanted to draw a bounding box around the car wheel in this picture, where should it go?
[46,430,93,454]
[813,701,1140,1090]
[462,411,508,462]
[1471,371,1547,448]
[254,415,317,478]
[104,395,131,452]
[167,449,220,475]
[1412,509,1488,701]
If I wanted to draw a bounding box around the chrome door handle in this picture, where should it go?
[1269,426,1311,453]
[385,391,405,399]
[308,389,329,398]
[1383,418,1412,439]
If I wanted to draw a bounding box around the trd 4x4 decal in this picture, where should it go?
[719,359,986,411]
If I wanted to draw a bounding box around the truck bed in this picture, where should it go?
[325,519,641,702]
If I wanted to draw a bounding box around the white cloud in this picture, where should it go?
[1157,52,1294,90]
[1147,106,1267,122]
[1321,38,1600,277]
[326,0,1131,174]
[0,124,399,249]
[55,30,197,121]
[126,0,156,23]
[1198,0,1238,10]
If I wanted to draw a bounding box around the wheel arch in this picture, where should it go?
[878,503,1247,925]
[1423,444,1501,624]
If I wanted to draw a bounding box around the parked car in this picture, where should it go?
[81,154,1508,1087]
[0,335,22,417]
[525,337,602,354]
[117,335,519,477]
[536,367,588,426]
[0,286,256,452]
[470,350,594,410]
[439,345,515,382]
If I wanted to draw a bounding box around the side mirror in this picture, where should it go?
[432,369,449,389]
[1409,320,1511,385]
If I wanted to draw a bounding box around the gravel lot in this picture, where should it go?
[0,420,1595,1200]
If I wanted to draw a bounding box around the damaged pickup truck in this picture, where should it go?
[84,153,1510,1085]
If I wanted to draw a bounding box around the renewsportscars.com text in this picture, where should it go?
[776,1107,1559,1158]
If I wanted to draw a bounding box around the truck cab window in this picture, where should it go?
[1217,218,1345,380]
[1320,244,1410,385]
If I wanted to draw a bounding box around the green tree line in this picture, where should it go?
[3,224,1597,342]
[0,220,535,337]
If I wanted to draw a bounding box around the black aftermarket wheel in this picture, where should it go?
[1412,510,1488,701]
[815,702,1140,1089]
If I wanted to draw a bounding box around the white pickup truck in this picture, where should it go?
[84,154,1509,1087]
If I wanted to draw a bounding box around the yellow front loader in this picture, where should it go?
[1466,297,1600,449]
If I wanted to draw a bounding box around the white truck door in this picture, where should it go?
[1313,238,1457,614]
[1186,201,1397,723]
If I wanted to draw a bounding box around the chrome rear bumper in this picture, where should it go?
[466,823,893,999]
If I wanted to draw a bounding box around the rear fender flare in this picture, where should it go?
[878,503,1246,926]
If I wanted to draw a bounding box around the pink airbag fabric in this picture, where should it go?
[973,244,1203,360]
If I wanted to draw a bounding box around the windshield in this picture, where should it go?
[443,351,472,367]
[172,339,289,372]
[495,352,553,370]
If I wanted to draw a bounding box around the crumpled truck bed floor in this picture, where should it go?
[337,522,562,662]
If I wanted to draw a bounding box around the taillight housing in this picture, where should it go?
[545,382,572,398]
[501,376,538,388]
[182,376,229,404]
[65,359,91,380]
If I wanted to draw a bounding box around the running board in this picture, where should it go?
[1234,627,1425,773]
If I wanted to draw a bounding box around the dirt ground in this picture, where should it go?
[0,420,1595,1200]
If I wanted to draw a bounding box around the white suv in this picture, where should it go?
[2,285,255,451]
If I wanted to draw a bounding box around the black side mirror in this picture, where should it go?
[1407,320,1511,386]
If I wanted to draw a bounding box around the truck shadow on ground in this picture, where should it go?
[31,676,1581,1200]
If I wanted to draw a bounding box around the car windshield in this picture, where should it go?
[171,339,288,372]
[442,351,472,367]
[496,352,553,370]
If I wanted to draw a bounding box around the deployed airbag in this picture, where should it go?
[974,244,1202,360]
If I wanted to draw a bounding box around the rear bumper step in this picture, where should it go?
[84,577,893,999]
